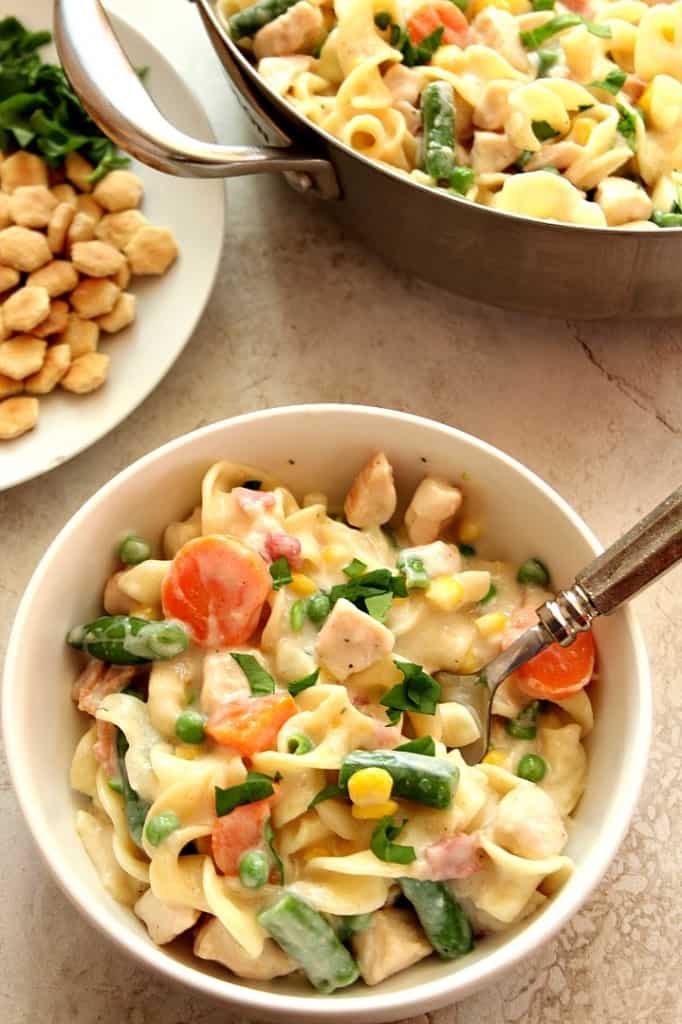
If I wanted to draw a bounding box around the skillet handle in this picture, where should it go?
[53,0,339,198]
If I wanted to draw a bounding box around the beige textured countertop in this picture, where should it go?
[1,2,681,1021]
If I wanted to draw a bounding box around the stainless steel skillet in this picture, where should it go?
[55,0,682,319]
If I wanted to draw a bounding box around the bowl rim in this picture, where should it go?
[2,404,652,1021]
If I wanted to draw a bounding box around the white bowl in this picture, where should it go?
[3,405,651,1023]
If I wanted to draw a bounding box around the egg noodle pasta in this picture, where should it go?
[216,0,682,229]
[69,453,596,990]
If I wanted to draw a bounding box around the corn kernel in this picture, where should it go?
[348,767,394,805]
[475,611,509,637]
[468,0,510,16]
[130,604,157,620]
[483,748,508,767]
[661,21,674,42]
[507,0,531,11]
[322,544,350,566]
[290,572,317,596]
[426,576,464,611]
[351,800,399,820]
[572,118,596,146]
[458,519,481,544]
[458,647,481,674]
[175,743,200,760]
[638,84,652,119]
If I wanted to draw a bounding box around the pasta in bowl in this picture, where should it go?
[218,0,682,229]
[3,406,651,1019]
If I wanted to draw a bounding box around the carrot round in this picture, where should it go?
[206,692,298,756]
[161,535,271,648]
[407,2,468,46]
[503,608,595,700]
[211,797,274,875]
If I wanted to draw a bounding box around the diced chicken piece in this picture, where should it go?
[344,451,397,528]
[384,64,423,106]
[194,917,296,979]
[595,176,653,227]
[471,131,519,174]
[200,650,253,715]
[424,833,482,880]
[253,2,324,61]
[93,719,118,778]
[472,9,529,73]
[473,80,519,131]
[404,477,462,546]
[134,889,200,945]
[263,531,303,568]
[494,785,567,860]
[526,141,582,172]
[394,99,421,135]
[72,660,137,716]
[316,597,394,681]
[400,540,461,578]
[352,908,432,985]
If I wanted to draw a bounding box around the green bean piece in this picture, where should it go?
[289,599,306,632]
[400,878,474,958]
[67,615,189,664]
[516,557,550,586]
[307,592,331,624]
[340,749,458,809]
[449,166,475,196]
[286,732,313,755]
[422,81,456,181]
[228,0,299,39]
[118,534,151,565]
[175,708,205,744]
[516,752,547,782]
[239,850,270,889]
[145,811,181,847]
[258,893,360,992]
[651,211,682,228]
[116,729,151,848]
[506,700,541,740]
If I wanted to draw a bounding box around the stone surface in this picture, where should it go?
[1,2,681,1022]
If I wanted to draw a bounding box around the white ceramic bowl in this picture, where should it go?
[3,405,651,1023]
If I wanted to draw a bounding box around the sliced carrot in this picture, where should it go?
[206,692,297,756]
[161,535,271,648]
[407,2,468,46]
[211,797,274,875]
[502,607,595,701]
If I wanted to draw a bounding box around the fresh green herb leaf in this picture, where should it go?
[264,817,284,883]
[536,49,559,77]
[449,165,475,195]
[230,653,275,696]
[520,13,609,50]
[116,729,151,848]
[242,479,262,490]
[396,552,430,589]
[308,783,346,809]
[505,700,540,740]
[288,668,320,697]
[290,599,306,633]
[589,67,626,95]
[532,119,560,142]
[215,770,276,816]
[329,567,406,614]
[370,817,416,864]
[395,735,436,756]
[374,10,392,28]
[533,0,555,9]
[270,556,293,590]
[343,558,368,578]
[402,25,444,67]
[586,21,612,37]
[389,23,404,46]
[380,660,441,724]
[365,591,394,623]
[616,103,638,151]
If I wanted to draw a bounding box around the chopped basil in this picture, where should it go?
[520,14,610,49]
[365,591,394,623]
[270,556,293,590]
[264,816,284,883]
[374,10,391,28]
[308,783,345,809]
[242,479,262,490]
[230,652,275,695]
[116,729,151,848]
[536,49,558,77]
[396,552,430,589]
[458,542,477,556]
[380,660,441,724]
[288,667,319,696]
[395,735,436,756]
[370,817,416,864]
[616,103,638,151]
[589,67,626,95]
[343,558,368,578]
[329,567,407,614]
[389,22,402,46]
[532,119,560,142]
[479,582,497,605]
[215,770,275,816]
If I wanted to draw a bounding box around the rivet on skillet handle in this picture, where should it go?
[53,0,340,199]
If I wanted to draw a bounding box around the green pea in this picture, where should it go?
[290,599,306,632]
[516,753,547,782]
[506,700,540,740]
[239,849,270,889]
[145,811,181,847]
[175,708,205,744]
[287,733,313,755]
[118,534,151,565]
[307,592,331,624]
[517,558,550,586]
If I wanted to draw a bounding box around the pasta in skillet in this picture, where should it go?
[69,453,595,991]
[218,0,682,229]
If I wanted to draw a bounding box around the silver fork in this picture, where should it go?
[438,485,682,765]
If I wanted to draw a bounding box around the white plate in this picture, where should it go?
[0,0,225,491]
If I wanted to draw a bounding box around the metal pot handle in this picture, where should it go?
[53,0,339,198]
